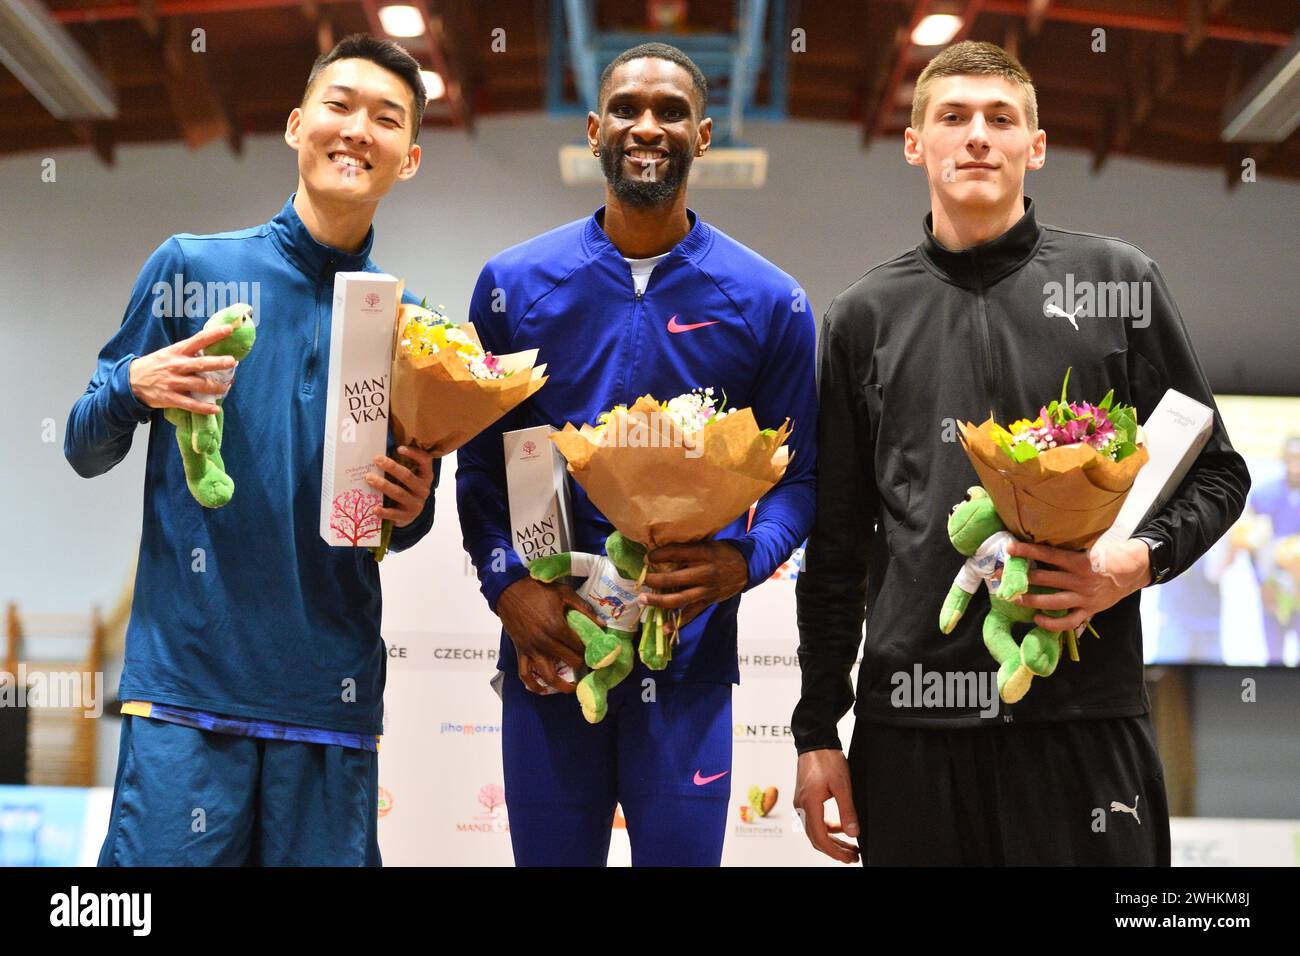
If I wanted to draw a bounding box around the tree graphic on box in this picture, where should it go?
[478,784,506,817]
[330,488,383,544]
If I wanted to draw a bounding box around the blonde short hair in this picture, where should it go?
[911,40,1038,130]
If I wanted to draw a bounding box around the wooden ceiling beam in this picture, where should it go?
[52,0,356,24]
[68,121,116,166]
[979,0,1292,46]
[158,17,233,149]
[1026,0,1050,36]
[427,0,475,132]
[137,0,161,38]
[868,0,929,141]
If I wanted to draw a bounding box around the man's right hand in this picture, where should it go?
[496,576,597,695]
[129,323,237,415]
[794,749,861,864]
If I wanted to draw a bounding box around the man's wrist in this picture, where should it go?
[717,538,759,590]
[486,562,531,613]
[718,535,757,590]
[114,354,153,421]
[1134,536,1167,587]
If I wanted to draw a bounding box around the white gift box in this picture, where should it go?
[1096,388,1215,549]
[505,424,573,564]
[320,272,399,547]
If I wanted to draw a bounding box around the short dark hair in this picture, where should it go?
[303,33,427,143]
[913,40,1037,130]
[598,42,708,115]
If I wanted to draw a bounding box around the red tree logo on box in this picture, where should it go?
[477,784,506,818]
[364,292,380,309]
[522,440,536,456]
[330,488,383,544]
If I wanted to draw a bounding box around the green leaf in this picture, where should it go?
[1109,405,1137,443]
[1099,389,1114,411]
[1010,441,1040,462]
[1060,366,1073,406]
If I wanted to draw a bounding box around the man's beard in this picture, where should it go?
[599,139,694,208]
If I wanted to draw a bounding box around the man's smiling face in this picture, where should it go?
[285,57,421,204]
[905,74,1045,211]
[588,57,711,208]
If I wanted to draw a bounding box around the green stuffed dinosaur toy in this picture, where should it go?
[529,531,673,723]
[163,304,256,509]
[940,486,1071,704]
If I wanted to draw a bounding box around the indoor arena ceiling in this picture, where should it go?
[2,0,1298,184]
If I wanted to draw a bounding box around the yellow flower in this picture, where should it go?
[1008,418,1040,435]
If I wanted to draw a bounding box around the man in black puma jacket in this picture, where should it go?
[792,42,1249,866]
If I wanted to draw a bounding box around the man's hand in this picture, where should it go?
[129,324,236,415]
[638,540,750,635]
[794,749,860,864]
[496,576,600,695]
[1005,538,1152,633]
[367,445,435,528]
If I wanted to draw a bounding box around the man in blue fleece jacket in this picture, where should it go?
[65,35,436,866]
[456,43,817,866]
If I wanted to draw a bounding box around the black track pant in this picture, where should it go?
[848,715,1171,865]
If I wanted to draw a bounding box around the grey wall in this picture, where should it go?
[2,113,1297,814]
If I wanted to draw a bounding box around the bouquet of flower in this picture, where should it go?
[372,294,548,560]
[988,373,1140,464]
[1266,534,1300,629]
[945,370,1150,696]
[552,388,792,669]
[398,303,512,381]
[958,369,1149,552]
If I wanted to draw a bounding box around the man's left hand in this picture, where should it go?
[1005,539,1152,633]
[367,445,436,528]
[639,540,750,634]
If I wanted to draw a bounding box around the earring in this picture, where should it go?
[593,147,601,157]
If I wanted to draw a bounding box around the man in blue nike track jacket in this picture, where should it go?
[456,43,817,866]
[65,35,437,866]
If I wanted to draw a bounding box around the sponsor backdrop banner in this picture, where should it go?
[376,451,854,865]
[374,453,1300,866]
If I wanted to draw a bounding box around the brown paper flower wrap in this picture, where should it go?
[957,417,1149,552]
[550,395,793,671]
[550,395,792,550]
[372,296,547,561]
[388,302,548,456]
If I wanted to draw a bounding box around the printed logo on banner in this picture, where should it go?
[377,786,394,819]
[455,784,510,834]
[736,647,800,674]
[733,722,793,742]
[383,632,501,668]
[429,640,501,671]
[735,784,783,839]
[769,543,806,582]
[439,721,502,735]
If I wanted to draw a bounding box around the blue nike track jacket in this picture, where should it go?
[65,195,436,735]
[456,208,817,683]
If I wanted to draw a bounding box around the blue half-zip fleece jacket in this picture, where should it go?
[65,195,437,735]
[457,208,817,683]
